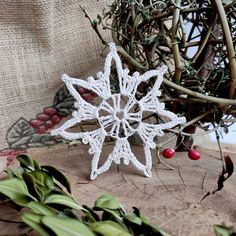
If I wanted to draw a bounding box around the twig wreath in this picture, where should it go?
[51,43,186,179]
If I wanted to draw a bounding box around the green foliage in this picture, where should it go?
[21,213,51,236]
[90,221,131,236]
[0,178,35,206]
[94,193,122,210]
[41,165,71,193]
[214,225,236,236]
[0,154,170,236]
[44,194,84,211]
[41,217,95,236]
[0,154,235,236]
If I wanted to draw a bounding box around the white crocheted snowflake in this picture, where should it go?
[51,43,186,179]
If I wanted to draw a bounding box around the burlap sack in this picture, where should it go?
[0,0,111,168]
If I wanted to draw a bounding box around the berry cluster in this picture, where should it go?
[30,107,62,134]
[30,87,98,134]
[162,147,201,160]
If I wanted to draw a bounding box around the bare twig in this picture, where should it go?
[213,123,226,172]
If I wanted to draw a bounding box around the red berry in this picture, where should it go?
[90,91,98,97]
[37,113,50,121]
[188,149,201,160]
[30,119,43,128]
[30,119,44,128]
[78,87,90,95]
[37,125,46,134]
[43,107,57,116]
[82,93,94,102]
[51,115,61,125]
[162,148,175,159]
[45,120,54,129]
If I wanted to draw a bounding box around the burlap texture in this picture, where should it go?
[0,0,111,150]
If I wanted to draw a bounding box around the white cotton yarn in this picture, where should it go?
[51,43,186,180]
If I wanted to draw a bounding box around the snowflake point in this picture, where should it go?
[61,74,69,82]
[109,42,116,51]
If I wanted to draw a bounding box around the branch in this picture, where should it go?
[181,109,214,129]
[162,79,236,105]
[116,45,236,105]
[171,1,183,83]
[214,0,236,98]
[192,14,218,63]
[80,5,107,46]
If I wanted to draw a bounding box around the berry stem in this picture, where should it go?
[156,135,177,149]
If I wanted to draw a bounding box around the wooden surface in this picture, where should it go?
[0,144,236,236]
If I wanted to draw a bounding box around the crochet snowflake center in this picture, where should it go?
[98,94,142,138]
[51,42,186,180]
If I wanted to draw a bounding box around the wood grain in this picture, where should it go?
[0,144,235,236]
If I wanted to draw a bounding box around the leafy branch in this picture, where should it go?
[0,155,235,235]
[0,154,170,236]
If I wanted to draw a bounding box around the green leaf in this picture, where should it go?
[53,85,73,106]
[16,154,35,170]
[139,211,150,224]
[213,225,235,236]
[22,172,43,201]
[124,214,142,225]
[53,85,75,116]
[23,170,56,201]
[42,216,95,236]
[5,168,17,178]
[22,212,50,236]
[94,194,122,210]
[133,208,170,236]
[6,118,35,149]
[90,221,132,236]
[16,166,25,176]
[27,201,56,216]
[0,178,34,206]
[42,166,71,193]
[30,170,55,189]
[100,208,123,222]
[33,159,41,170]
[45,194,84,211]
[82,205,100,222]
